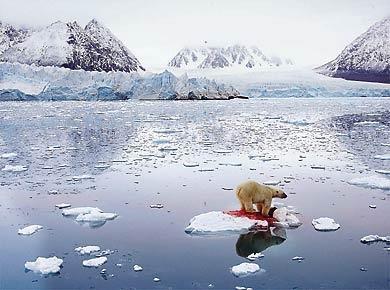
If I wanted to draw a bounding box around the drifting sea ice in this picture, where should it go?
[25,256,63,274]
[133,264,143,271]
[82,257,107,267]
[374,154,390,160]
[360,235,390,243]
[273,207,302,227]
[184,211,267,235]
[231,262,263,277]
[247,252,264,261]
[75,212,118,222]
[1,165,28,172]
[75,246,101,255]
[0,152,17,158]
[62,207,103,216]
[55,203,71,209]
[18,225,43,235]
[312,217,340,231]
[348,175,390,190]
[375,169,390,175]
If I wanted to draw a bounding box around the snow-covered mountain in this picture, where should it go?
[0,21,31,54]
[317,16,390,84]
[0,19,145,72]
[168,45,293,70]
[0,62,240,100]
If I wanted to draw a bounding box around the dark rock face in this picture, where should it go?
[0,19,145,73]
[0,21,30,54]
[316,17,390,84]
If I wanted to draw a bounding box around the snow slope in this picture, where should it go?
[0,21,31,54]
[168,44,293,70]
[317,16,390,84]
[0,19,145,73]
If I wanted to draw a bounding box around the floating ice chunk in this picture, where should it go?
[374,154,390,160]
[18,225,43,235]
[153,129,182,134]
[75,246,101,255]
[185,211,267,235]
[360,235,390,244]
[263,180,280,186]
[133,264,143,271]
[273,207,302,228]
[75,212,118,222]
[25,256,63,274]
[311,165,326,170]
[0,152,17,158]
[2,165,28,172]
[150,204,164,209]
[213,149,233,154]
[348,175,390,190]
[55,203,71,209]
[247,252,264,261]
[72,174,94,181]
[219,162,242,166]
[183,162,199,167]
[292,256,305,261]
[82,257,107,267]
[282,119,313,126]
[231,262,262,277]
[62,207,102,216]
[312,217,340,231]
[369,204,377,209]
[375,169,390,175]
[153,277,160,282]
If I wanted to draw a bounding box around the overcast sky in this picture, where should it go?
[1,0,389,69]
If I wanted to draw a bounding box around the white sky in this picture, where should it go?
[1,0,389,69]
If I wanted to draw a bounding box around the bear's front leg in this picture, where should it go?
[244,201,255,212]
[256,203,263,213]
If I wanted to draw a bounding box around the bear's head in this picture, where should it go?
[271,187,287,199]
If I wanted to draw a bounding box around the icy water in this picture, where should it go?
[0,98,389,290]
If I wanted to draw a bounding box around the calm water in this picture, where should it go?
[0,98,389,289]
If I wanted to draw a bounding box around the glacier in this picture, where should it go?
[0,62,240,101]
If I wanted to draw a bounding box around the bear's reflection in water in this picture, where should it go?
[236,228,287,258]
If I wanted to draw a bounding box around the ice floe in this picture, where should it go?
[348,175,390,190]
[1,164,28,172]
[292,256,305,262]
[184,211,267,235]
[375,169,390,175]
[0,152,17,158]
[312,217,340,231]
[183,162,199,167]
[360,235,390,244]
[62,207,102,216]
[75,212,118,222]
[231,262,263,277]
[55,203,71,209]
[153,277,161,282]
[374,154,390,160]
[72,174,94,181]
[25,256,63,274]
[133,264,143,271]
[247,252,264,261]
[273,207,302,227]
[18,225,43,235]
[75,246,101,255]
[82,257,107,267]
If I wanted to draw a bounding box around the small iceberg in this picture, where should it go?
[312,217,340,231]
[75,212,118,222]
[25,256,63,274]
[360,235,390,244]
[185,211,267,235]
[62,207,102,217]
[82,257,107,267]
[0,152,17,159]
[2,165,28,172]
[133,264,143,271]
[374,154,390,160]
[247,252,264,261]
[55,203,71,209]
[231,262,263,277]
[75,246,101,255]
[348,175,390,190]
[273,207,302,228]
[18,225,43,236]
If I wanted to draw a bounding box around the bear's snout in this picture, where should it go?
[281,192,287,199]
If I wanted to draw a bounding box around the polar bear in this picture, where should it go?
[235,180,287,216]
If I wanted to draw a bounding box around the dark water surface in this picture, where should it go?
[0,98,389,289]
